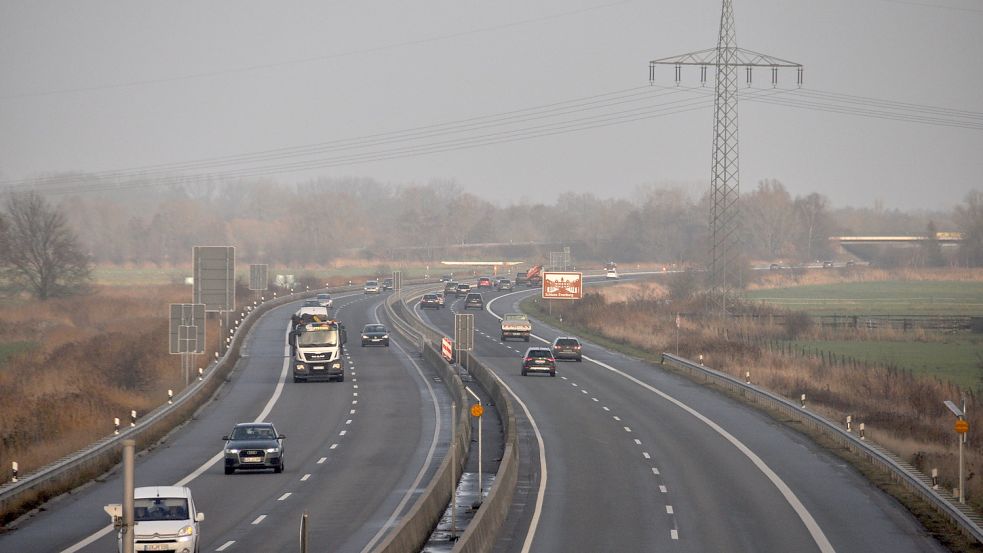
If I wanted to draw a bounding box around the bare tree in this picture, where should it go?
[0,192,91,299]
[955,190,983,267]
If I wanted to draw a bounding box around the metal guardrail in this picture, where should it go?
[382,287,520,553]
[0,283,364,523]
[660,352,983,543]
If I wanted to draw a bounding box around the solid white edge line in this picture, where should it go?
[59,295,308,553]
[484,293,548,553]
[357,308,443,553]
[491,288,836,553]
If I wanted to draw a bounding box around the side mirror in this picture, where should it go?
[196,512,205,522]
[221,435,229,440]
[278,434,286,439]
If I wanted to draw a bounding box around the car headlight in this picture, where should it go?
[266,447,279,453]
[226,448,240,454]
[362,335,369,339]
[295,364,306,371]
[332,362,341,368]
[177,525,195,537]
[382,335,389,339]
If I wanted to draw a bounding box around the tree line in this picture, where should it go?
[1,176,981,299]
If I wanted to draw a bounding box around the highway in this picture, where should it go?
[416,282,947,553]
[0,290,453,553]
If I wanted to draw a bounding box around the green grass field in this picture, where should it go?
[748,281,983,316]
[0,341,36,364]
[786,338,983,389]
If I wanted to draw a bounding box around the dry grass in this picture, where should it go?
[0,285,221,476]
[750,267,983,290]
[540,272,983,512]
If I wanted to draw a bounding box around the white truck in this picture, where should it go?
[289,319,347,382]
[501,313,532,342]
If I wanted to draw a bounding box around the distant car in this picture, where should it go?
[496,278,513,291]
[464,293,484,309]
[440,274,453,282]
[420,293,442,309]
[522,347,556,377]
[476,277,493,288]
[361,323,390,346]
[846,260,856,268]
[122,486,204,553]
[364,280,380,294]
[769,263,781,270]
[444,281,460,295]
[382,278,394,290]
[822,261,835,269]
[551,336,583,362]
[605,270,619,280]
[455,283,472,297]
[223,422,285,474]
[435,292,446,306]
[316,293,333,308]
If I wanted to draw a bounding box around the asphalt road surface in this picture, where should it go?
[0,290,453,553]
[415,282,946,553]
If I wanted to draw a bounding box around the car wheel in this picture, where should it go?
[224,466,234,475]
[338,372,345,382]
[293,376,301,383]
[361,341,367,347]
[521,368,528,376]
[274,462,283,474]
[500,335,506,341]
[577,357,583,362]
[550,370,556,377]
[385,341,390,347]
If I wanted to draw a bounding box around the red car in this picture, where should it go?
[477,277,494,288]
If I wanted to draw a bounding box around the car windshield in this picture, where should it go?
[134,498,189,522]
[303,300,319,306]
[317,294,330,300]
[366,281,378,286]
[297,329,338,347]
[556,339,579,346]
[364,325,385,333]
[230,425,277,440]
[423,295,437,300]
[528,350,551,358]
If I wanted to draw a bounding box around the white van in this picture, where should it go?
[119,486,204,553]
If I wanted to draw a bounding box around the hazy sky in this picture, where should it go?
[1,0,981,211]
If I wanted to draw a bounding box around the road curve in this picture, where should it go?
[415,284,945,553]
[0,290,453,553]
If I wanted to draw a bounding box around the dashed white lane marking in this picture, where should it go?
[666,505,674,514]
[301,474,311,482]
[217,540,236,551]
[624,426,632,433]
[561,376,568,380]
[643,452,651,459]
[353,392,359,397]
[602,406,610,411]
[352,400,358,404]
[634,439,642,445]
[340,430,347,436]
[652,467,661,475]
[671,529,679,540]
[581,390,588,395]
[353,378,357,382]
[571,383,579,387]
[330,444,338,450]
[591,397,599,402]
[660,485,668,493]
[346,419,353,425]
[318,457,327,464]
[613,416,621,421]
[278,493,292,501]
[251,515,267,525]
[354,384,359,389]
[350,409,356,414]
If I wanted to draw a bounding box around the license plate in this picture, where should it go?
[243,456,262,463]
[535,360,545,364]
[143,544,172,551]
[313,365,324,370]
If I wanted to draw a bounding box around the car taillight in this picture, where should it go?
[524,357,533,362]
[574,345,581,349]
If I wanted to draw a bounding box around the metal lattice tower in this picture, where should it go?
[649,0,802,311]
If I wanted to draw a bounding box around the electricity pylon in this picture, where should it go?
[649,0,802,312]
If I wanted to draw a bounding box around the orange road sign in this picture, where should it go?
[470,404,484,418]
[955,419,969,434]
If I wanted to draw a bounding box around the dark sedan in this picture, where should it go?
[420,293,442,309]
[464,293,484,309]
[522,347,556,377]
[223,422,285,474]
[361,323,390,347]
[551,336,583,362]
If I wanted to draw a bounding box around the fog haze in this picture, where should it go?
[1,0,981,210]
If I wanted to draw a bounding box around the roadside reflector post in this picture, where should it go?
[846,415,852,432]
[699,354,704,365]
[11,461,18,483]
[800,394,806,409]
[745,371,751,384]
[114,417,120,435]
[299,511,309,553]
[130,410,137,427]
[198,367,204,380]
[167,389,173,405]
[932,468,939,490]
[859,423,865,440]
